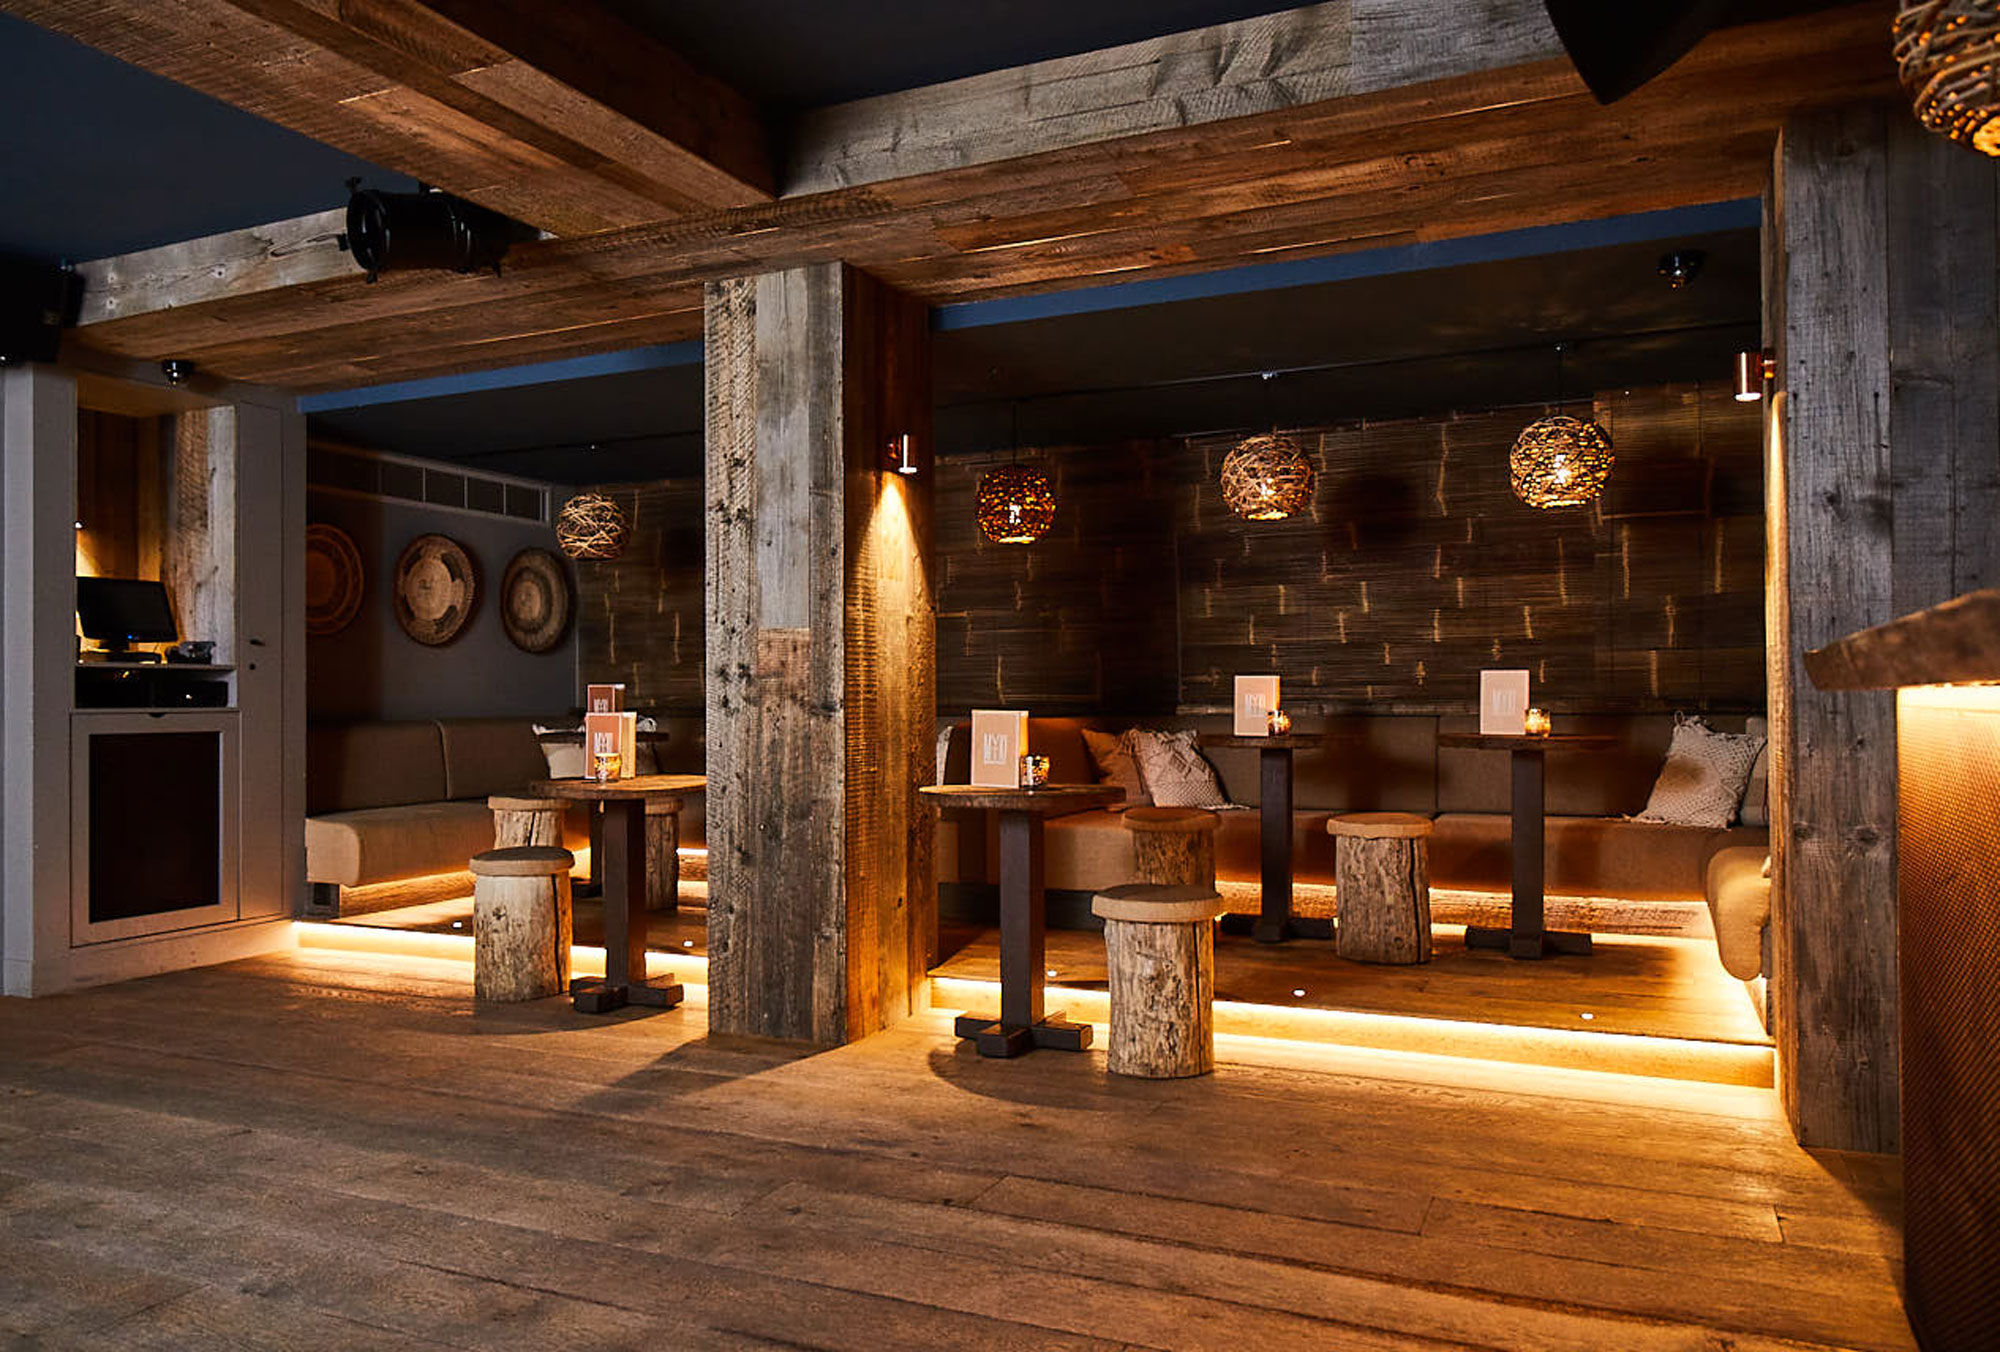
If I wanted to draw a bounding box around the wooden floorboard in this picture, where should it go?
[0,949,1910,1351]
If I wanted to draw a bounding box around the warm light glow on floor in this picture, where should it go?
[294,921,711,984]
[927,975,1772,1088]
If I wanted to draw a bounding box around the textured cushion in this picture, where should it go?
[1082,727,1150,810]
[1130,729,1229,808]
[1043,811,1139,891]
[1429,813,1768,903]
[438,718,554,801]
[306,721,447,815]
[1637,718,1766,828]
[1738,716,1771,827]
[1706,846,1774,981]
[306,800,492,887]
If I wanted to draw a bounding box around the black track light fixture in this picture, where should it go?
[338,179,522,283]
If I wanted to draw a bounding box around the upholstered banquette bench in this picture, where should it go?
[936,713,1768,931]
[305,715,708,916]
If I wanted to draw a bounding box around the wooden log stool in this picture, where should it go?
[643,796,684,912]
[471,846,575,1002]
[1091,883,1226,1078]
[1122,806,1220,888]
[488,795,563,849]
[1327,813,1434,965]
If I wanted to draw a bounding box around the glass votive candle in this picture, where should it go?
[1523,707,1552,737]
[1019,754,1050,789]
[592,750,623,782]
[1267,708,1293,735]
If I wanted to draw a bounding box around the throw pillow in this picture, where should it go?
[1737,715,1771,827]
[1081,727,1150,810]
[1636,717,1766,829]
[1130,729,1229,809]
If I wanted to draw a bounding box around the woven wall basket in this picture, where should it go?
[500,548,573,653]
[303,523,364,636]
[393,533,478,646]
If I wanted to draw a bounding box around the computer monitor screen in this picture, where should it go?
[76,577,179,648]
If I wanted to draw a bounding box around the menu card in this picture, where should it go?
[585,683,625,714]
[1234,675,1281,737]
[970,709,1029,788]
[1479,669,1531,735]
[584,710,638,777]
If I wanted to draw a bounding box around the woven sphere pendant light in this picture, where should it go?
[1896,1,2000,155]
[1220,433,1316,521]
[976,464,1057,544]
[555,492,629,560]
[1509,414,1615,509]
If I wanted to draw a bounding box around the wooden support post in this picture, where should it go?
[705,263,934,1045]
[1767,102,2000,1151]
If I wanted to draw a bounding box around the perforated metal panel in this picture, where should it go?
[1898,690,2000,1352]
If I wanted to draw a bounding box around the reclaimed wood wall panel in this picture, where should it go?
[572,480,705,710]
[935,383,1761,714]
[586,381,1762,721]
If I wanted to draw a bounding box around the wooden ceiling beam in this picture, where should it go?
[1,0,772,236]
[60,3,1899,389]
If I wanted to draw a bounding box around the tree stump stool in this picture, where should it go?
[488,795,563,849]
[1122,807,1220,888]
[644,796,684,912]
[471,846,575,1002]
[1328,813,1434,965]
[1091,883,1226,1078]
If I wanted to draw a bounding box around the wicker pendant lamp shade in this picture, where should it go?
[1510,414,1615,509]
[976,464,1057,544]
[555,492,629,560]
[1221,433,1316,520]
[1896,1,2000,155]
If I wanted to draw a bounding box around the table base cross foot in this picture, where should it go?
[1464,926,1592,960]
[953,1012,1093,1058]
[1219,912,1333,944]
[570,974,685,1014]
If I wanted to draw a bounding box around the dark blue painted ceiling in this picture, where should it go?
[603,1,1298,110]
[0,12,410,265]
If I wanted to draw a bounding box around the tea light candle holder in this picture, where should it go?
[1267,708,1293,735]
[592,750,623,782]
[1019,754,1051,789]
[1522,707,1552,737]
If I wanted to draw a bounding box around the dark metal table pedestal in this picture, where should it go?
[1198,735,1330,944]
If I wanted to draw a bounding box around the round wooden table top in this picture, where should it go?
[1195,733,1322,750]
[528,773,707,801]
[1435,733,1617,751]
[919,783,1125,814]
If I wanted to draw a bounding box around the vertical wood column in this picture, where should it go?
[1768,103,2000,1151]
[705,263,934,1045]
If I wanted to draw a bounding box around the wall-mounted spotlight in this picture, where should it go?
[885,433,919,476]
[159,359,194,386]
[1733,349,1776,401]
[339,179,519,283]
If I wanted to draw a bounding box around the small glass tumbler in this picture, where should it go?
[1522,707,1552,737]
[592,750,623,782]
[1019,754,1050,789]
[1267,708,1293,735]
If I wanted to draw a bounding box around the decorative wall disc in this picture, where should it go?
[304,523,365,636]
[392,533,478,646]
[500,548,572,653]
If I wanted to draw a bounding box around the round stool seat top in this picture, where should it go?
[643,797,685,815]
[488,795,560,813]
[1092,882,1226,923]
[1326,811,1434,839]
[1122,806,1221,834]
[470,845,576,878]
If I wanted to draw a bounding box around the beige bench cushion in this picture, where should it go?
[306,720,447,815]
[1429,813,1768,903]
[1706,846,1773,981]
[438,717,553,801]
